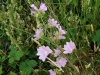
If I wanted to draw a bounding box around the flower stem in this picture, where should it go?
[47,57,64,72]
[58,47,80,75]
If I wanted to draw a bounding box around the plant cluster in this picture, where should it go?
[0,0,100,75]
[31,3,76,75]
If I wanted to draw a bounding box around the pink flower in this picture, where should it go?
[88,63,91,67]
[31,4,38,11]
[39,3,47,12]
[56,57,67,67]
[58,26,66,34]
[30,9,34,16]
[49,69,56,75]
[37,46,52,62]
[31,3,47,13]
[48,18,59,27]
[56,35,66,39]
[53,25,66,39]
[54,49,61,57]
[63,41,76,54]
[34,28,42,40]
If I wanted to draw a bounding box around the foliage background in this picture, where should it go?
[0,0,100,75]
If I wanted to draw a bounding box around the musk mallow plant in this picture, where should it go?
[34,28,43,40]
[48,18,59,28]
[37,46,52,62]
[63,41,76,54]
[31,3,47,15]
[49,69,56,75]
[56,57,67,68]
[54,49,61,57]
[31,3,77,75]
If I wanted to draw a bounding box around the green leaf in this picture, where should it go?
[93,29,100,46]
[9,45,17,57]
[9,71,17,75]
[9,44,17,51]
[0,66,3,75]
[19,62,30,75]
[40,39,45,45]
[25,59,37,68]
[9,44,23,63]
[96,29,100,36]
[0,56,6,62]
[19,59,37,75]
[14,50,23,60]
[9,57,14,64]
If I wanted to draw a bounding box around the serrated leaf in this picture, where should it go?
[9,44,23,62]
[25,59,37,68]
[19,59,37,75]
[9,44,16,51]
[14,50,23,60]
[96,29,100,36]
[92,29,100,46]
[19,63,30,75]
[9,57,14,63]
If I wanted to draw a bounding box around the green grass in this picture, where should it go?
[0,0,100,75]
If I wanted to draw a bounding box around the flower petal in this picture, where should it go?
[37,46,52,62]
[31,4,38,11]
[39,3,47,12]
[56,57,67,67]
[63,41,76,54]
[34,28,42,40]
[49,69,56,75]
[48,18,59,27]
[54,49,61,57]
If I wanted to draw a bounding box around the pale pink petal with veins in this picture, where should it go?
[54,49,61,57]
[63,41,76,54]
[34,28,42,40]
[39,3,47,12]
[49,69,56,75]
[56,57,67,67]
[37,46,52,62]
